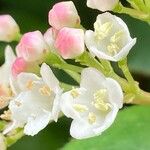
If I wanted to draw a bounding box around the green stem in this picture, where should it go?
[118,58,138,92]
[76,51,105,72]
[114,2,150,22]
[6,128,24,147]
[132,89,150,104]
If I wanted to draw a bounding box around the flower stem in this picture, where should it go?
[132,89,150,104]
[114,2,150,22]
[118,58,138,92]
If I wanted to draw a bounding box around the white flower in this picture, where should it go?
[87,0,119,12]
[0,45,16,109]
[85,12,136,61]
[4,63,62,136]
[61,67,123,139]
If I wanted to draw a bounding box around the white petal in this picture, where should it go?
[24,110,52,136]
[52,91,62,122]
[5,45,16,64]
[17,72,41,91]
[61,91,81,120]
[70,119,95,139]
[113,38,137,61]
[40,63,60,92]
[94,105,119,134]
[106,78,123,108]
[80,67,106,92]
[0,46,16,85]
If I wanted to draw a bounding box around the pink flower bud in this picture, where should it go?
[44,28,58,51]
[48,1,80,30]
[55,27,85,59]
[11,57,28,77]
[87,0,119,11]
[0,15,20,42]
[16,31,49,62]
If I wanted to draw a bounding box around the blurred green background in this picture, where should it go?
[0,0,150,149]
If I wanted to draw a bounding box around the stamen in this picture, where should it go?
[71,88,79,98]
[94,21,113,40]
[73,104,88,112]
[26,80,34,90]
[0,110,11,121]
[93,89,111,111]
[110,30,123,43]
[107,43,120,56]
[39,85,51,96]
[88,112,96,124]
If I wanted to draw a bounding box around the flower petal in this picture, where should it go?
[80,67,106,92]
[106,78,123,108]
[40,63,60,92]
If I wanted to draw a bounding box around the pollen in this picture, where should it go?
[107,30,123,56]
[73,104,88,112]
[107,43,120,56]
[39,85,51,96]
[26,80,34,90]
[88,112,96,124]
[71,88,79,98]
[93,89,111,111]
[94,21,113,40]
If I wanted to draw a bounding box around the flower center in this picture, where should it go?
[92,89,111,111]
[73,104,88,112]
[70,88,79,98]
[39,85,52,96]
[26,80,34,90]
[107,30,123,56]
[94,21,113,41]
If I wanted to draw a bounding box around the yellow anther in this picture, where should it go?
[107,43,120,56]
[94,21,113,40]
[73,104,88,113]
[93,89,110,111]
[88,112,96,124]
[110,30,123,43]
[26,80,34,90]
[71,88,79,98]
[0,110,11,121]
[39,85,52,96]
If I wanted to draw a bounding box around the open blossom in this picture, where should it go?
[85,12,136,61]
[0,46,16,109]
[48,1,80,30]
[87,0,119,11]
[61,68,123,139]
[44,28,58,51]
[55,27,85,59]
[5,63,62,136]
[16,31,49,62]
[0,15,20,42]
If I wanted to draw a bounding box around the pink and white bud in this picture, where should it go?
[16,31,49,62]
[44,28,58,51]
[87,0,119,11]
[48,1,80,30]
[11,57,28,78]
[0,15,20,42]
[55,27,85,59]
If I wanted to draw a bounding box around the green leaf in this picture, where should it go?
[8,117,71,150]
[63,106,150,150]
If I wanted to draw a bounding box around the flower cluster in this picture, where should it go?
[1,0,142,146]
